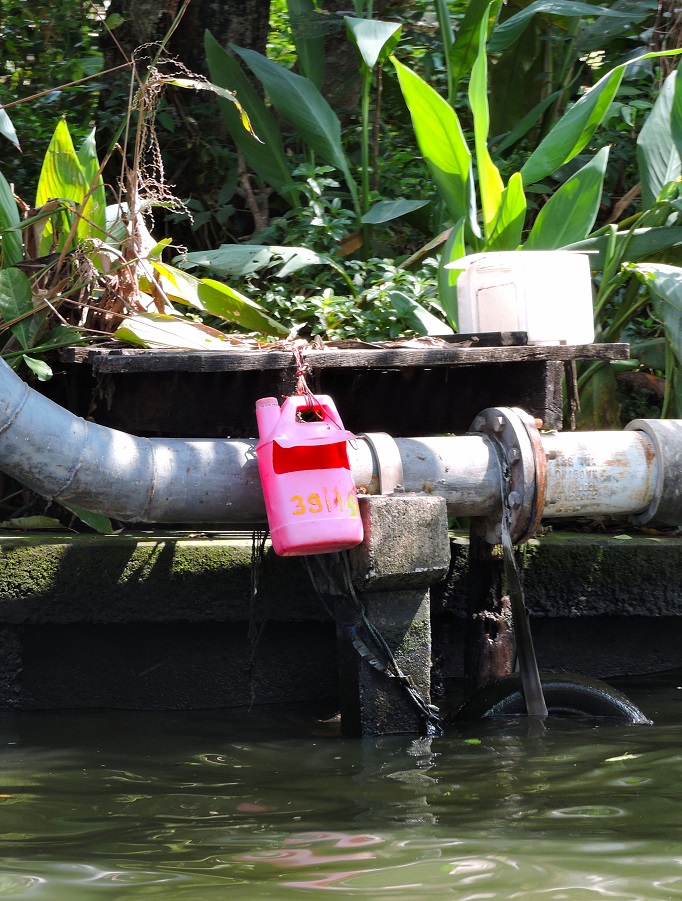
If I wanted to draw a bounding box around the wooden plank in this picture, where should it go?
[62,341,630,374]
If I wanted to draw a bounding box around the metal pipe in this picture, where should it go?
[542,430,658,519]
[0,357,679,528]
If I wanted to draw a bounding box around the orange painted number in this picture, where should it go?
[290,495,306,515]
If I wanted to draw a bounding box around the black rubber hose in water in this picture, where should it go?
[449,672,652,724]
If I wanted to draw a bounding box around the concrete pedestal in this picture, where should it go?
[335,495,451,736]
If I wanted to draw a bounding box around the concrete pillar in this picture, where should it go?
[336,495,451,736]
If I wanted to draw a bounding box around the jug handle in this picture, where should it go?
[278,394,345,432]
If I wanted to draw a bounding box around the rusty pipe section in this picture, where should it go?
[0,357,678,528]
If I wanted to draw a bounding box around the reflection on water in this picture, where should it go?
[1,671,682,898]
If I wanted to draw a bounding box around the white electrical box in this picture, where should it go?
[452,250,595,345]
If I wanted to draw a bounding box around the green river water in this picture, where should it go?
[2,671,682,899]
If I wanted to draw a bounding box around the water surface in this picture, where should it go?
[1,671,682,899]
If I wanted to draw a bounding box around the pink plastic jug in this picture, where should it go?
[255,394,364,556]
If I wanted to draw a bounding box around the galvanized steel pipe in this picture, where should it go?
[0,357,679,529]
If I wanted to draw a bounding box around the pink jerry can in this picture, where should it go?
[255,394,364,556]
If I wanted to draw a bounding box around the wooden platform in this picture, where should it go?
[56,337,628,439]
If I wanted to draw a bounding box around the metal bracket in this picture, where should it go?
[359,432,404,496]
[469,407,547,545]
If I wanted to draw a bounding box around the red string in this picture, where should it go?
[291,342,320,415]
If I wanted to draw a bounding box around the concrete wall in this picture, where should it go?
[0,530,680,709]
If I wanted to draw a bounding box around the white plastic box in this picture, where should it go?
[452,250,594,345]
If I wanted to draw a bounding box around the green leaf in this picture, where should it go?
[637,71,682,209]
[64,505,114,534]
[487,171,527,250]
[392,57,474,227]
[437,219,466,328]
[388,290,453,336]
[35,119,91,254]
[115,313,236,349]
[0,267,34,350]
[76,128,107,240]
[631,337,666,370]
[361,198,429,224]
[205,32,297,204]
[449,0,503,94]
[469,15,503,239]
[490,0,635,54]
[179,244,275,275]
[199,279,288,335]
[631,262,682,311]
[232,45,360,214]
[22,355,52,381]
[576,362,621,430]
[0,169,23,268]
[151,261,288,336]
[494,86,568,156]
[522,49,682,187]
[525,146,609,250]
[288,0,325,87]
[565,227,682,268]
[0,105,19,151]
[344,17,402,71]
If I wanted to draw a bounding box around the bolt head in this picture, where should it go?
[492,416,505,433]
[507,447,521,463]
[508,490,522,509]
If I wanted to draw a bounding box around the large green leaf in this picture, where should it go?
[0,105,19,151]
[487,172,526,250]
[115,313,238,350]
[205,31,297,204]
[345,17,402,71]
[0,267,33,350]
[449,0,503,94]
[0,169,22,268]
[287,0,325,87]
[361,198,429,224]
[631,262,682,311]
[176,245,330,278]
[232,45,359,214]
[151,261,288,336]
[35,119,91,254]
[392,57,473,227]
[525,146,609,250]
[522,49,682,187]
[576,362,622,430]
[490,19,546,140]
[469,16,503,239]
[565,227,682,268]
[575,0,655,55]
[76,128,107,240]
[437,219,466,329]
[637,70,682,209]
[490,0,635,54]
[494,85,567,156]
[388,290,454,336]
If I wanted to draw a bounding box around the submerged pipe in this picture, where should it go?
[0,357,678,528]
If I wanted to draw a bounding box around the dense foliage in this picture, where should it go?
[1,0,682,430]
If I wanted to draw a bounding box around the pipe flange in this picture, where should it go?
[469,407,547,544]
[359,432,404,495]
